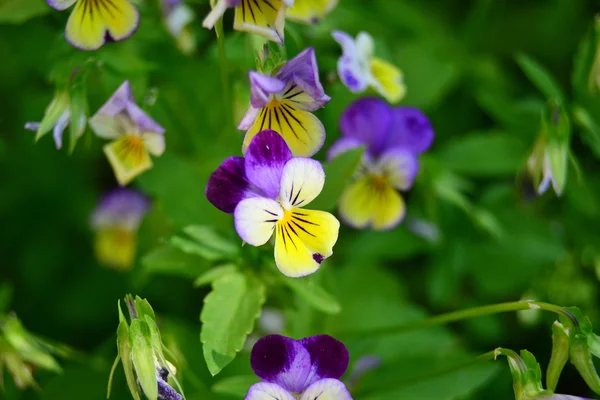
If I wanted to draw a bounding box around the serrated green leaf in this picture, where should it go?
[212,375,259,397]
[117,316,139,400]
[280,276,341,315]
[515,53,565,104]
[194,264,238,287]
[200,272,266,376]
[309,147,365,212]
[130,319,157,400]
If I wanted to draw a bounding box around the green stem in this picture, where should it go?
[215,18,233,135]
[342,300,578,338]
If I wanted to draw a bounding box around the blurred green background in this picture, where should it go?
[2,0,600,398]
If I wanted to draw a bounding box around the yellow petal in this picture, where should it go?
[338,175,405,230]
[369,57,406,104]
[104,135,152,186]
[95,228,137,270]
[243,100,325,157]
[274,208,339,277]
[286,0,338,24]
[66,0,106,50]
[97,0,139,41]
[233,0,286,43]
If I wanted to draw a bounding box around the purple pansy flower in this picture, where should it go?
[238,47,330,157]
[206,130,340,277]
[89,81,166,186]
[328,97,434,231]
[246,334,352,399]
[202,0,294,44]
[90,188,149,270]
[161,0,196,54]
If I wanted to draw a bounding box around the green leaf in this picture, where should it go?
[280,276,341,315]
[438,131,528,177]
[168,236,224,261]
[135,296,156,322]
[573,105,600,158]
[116,308,140,400]
[0,0,49,24]
[200,272,266,376]
[547,321,570,391]
[310,146,365,212]
[515,53,566,104]
[67,70,88,153]
[183,225,239,258]
[130,319,157,400]
[194,264,238,287]
[212,375,259,397]
[142,244,210,279]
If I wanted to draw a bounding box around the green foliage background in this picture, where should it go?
[1,0,600,398]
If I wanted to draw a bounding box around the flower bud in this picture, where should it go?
[569,333,600,395]
[546,321,570,391]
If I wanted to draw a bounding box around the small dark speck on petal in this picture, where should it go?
[313,254,324,264]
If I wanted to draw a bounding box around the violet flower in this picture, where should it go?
[89,81,166,186]
[328,97,434,230]
[202,0,294,44]
[239,47,330,157]
[90,188,149,270]
[246,334,352,400]
[46,0,139,51]
[206,130,339,277]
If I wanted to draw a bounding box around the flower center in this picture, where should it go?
[369,175,389,192]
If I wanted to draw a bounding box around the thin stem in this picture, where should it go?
[341,300,578,338]
[215,18,233,136]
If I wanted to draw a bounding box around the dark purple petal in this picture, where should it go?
[276,47,329,106]
[300,335,349,386]
[91,188,150,230]
[206,157,251,214]
[245,130,292,199]
[388,107,434,154]
[250,335,311,393]
[225,0,240,5]
[157,377,182,400]
[339,97,393,156]
[249,72,286,109]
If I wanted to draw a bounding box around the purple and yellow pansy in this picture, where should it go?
[246,334,352,400]
[332,31,406,104]
[90,188,149,270]
[89,81,166,186]
[203,0,294,44]
[46,0,139,51]
[206,130,339,277]
[239,47,330,157]
[328,97,434,231]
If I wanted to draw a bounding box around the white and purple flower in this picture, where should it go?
[239,47,330,157]
[89,81,166,186]
[245,334,352,400]
[206,129,339,277]
[328,97,434,231]
[332,31,406,104]
[90,188,149,270]
[161,0,196,54]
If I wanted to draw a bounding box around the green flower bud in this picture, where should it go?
[546,321,570,391]
[569,333,600,395]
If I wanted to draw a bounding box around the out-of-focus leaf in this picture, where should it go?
[0,0,49,24]
[200,272,266,376]
[515,53,565,104]
[183,226,239,258]
[194,264,238,287]
[573,105,600,159]
[142,244,209,279]
[280,275,341,315]
[212,375,259,397]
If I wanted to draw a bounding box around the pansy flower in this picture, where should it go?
[202,0,294,44]
[246,334,352,399]
[90,188,149,270]
[89,81,166,186]
[206,130,339,277]
[239,47,330,157]
[46,0,139,51]
[161,0,196,54]
[328,98,433,231]
[286,0,337,24]
[24,90,86,150]
[332,31,406,104]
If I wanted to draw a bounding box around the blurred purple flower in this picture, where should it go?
[245,334,352,399]
[328,97,434,230]
[161,0,196,54]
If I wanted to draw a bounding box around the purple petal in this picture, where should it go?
[94,81,135,118]
[300,335,349,386]
[376,147,419,191]
[157,377,182,400]
[52,110,70,150]
[238,106,261,130]
[46,0,77,10]
[276,48,329,107]
[206,156,251,214]
[332,31,369,93]
[125,101,165,134]
[245,130,292,199]
[245,382,295,400]
[388,107,434,154]
[250,335,311,393]
[339,97,393,156]
[249,72,286,109]
[225,0,241,5]
[327,137,364,161]
[91,188,150,230]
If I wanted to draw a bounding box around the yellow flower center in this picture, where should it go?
[369,175,390,192]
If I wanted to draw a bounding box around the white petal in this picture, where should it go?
[142,132,165,156]
[278,158,325,209]
[356,31,374,59]
[234,197,283,246]
[245,382,295,400]
[299,379,353,400]
[202,0,228,29]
